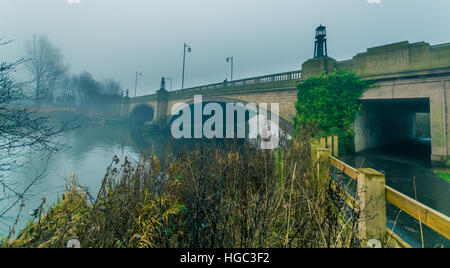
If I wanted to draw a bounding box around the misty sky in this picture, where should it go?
[1,0,449,96]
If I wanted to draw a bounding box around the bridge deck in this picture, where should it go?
[130,70,303,103]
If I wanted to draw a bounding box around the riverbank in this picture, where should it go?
[1,139,360,248]
[0,123,145,239]
[32,106,126,125]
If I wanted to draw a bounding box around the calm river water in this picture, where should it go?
[0,124,448,247]
[0,123,146,237]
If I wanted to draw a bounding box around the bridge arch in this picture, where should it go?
[168,96,294,135]
[129,104,155,125]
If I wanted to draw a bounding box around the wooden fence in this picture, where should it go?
[312,136,450,248]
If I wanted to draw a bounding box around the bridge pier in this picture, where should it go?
[156,84,169,122]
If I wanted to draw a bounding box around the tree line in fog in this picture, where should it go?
[25,34,126,108]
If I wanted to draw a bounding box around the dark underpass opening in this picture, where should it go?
[129,105,155,125]
[354,98,431,164]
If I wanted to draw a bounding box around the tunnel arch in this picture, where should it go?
[129,104,155,125]
[354,98,432,163]
[168,96,294,136]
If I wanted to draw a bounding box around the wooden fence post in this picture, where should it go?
[311,138,319,164]
[333,135,339,158]
[357,168,387,247]
[317,148,331,190]
[327,136,333,151]
[320,137,326,148]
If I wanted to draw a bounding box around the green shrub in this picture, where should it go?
[294,70,374,154]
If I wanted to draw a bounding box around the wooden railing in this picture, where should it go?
[385,186,450,240]
[312,136,450,248]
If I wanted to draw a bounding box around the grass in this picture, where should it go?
[433,169,450,183]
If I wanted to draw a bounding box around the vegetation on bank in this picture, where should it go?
[434,169,450,183]
[294,70,374,154]
[1,134,360,248]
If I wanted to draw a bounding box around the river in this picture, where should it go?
[0,124,448,247]
[0,123,146,237]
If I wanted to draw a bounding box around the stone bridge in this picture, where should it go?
[117,41,450,166]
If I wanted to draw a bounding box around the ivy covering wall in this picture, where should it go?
[294,71,374,154]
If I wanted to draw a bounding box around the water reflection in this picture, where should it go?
[0,123,155,236]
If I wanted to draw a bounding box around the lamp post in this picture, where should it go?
[182,43,191,90]
[166,77,173,91]
[134,71,142,97]
[226,56,234,82]
[314,25,327,58]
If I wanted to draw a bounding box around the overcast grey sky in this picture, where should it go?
[1,0,449,96]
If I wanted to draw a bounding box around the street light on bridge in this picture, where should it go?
[314,25,327,58]
[134,71,142,97]
[226,56,234,82]
[166,77,173,91]
[181,43,192,90]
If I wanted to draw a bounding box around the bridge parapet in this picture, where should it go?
[127,70,302,104]
[168,70,303,99]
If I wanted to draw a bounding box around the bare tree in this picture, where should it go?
[1,38,74,230]
[104,79,122,97]
[25,34,68,103]
[55,74,77,106]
